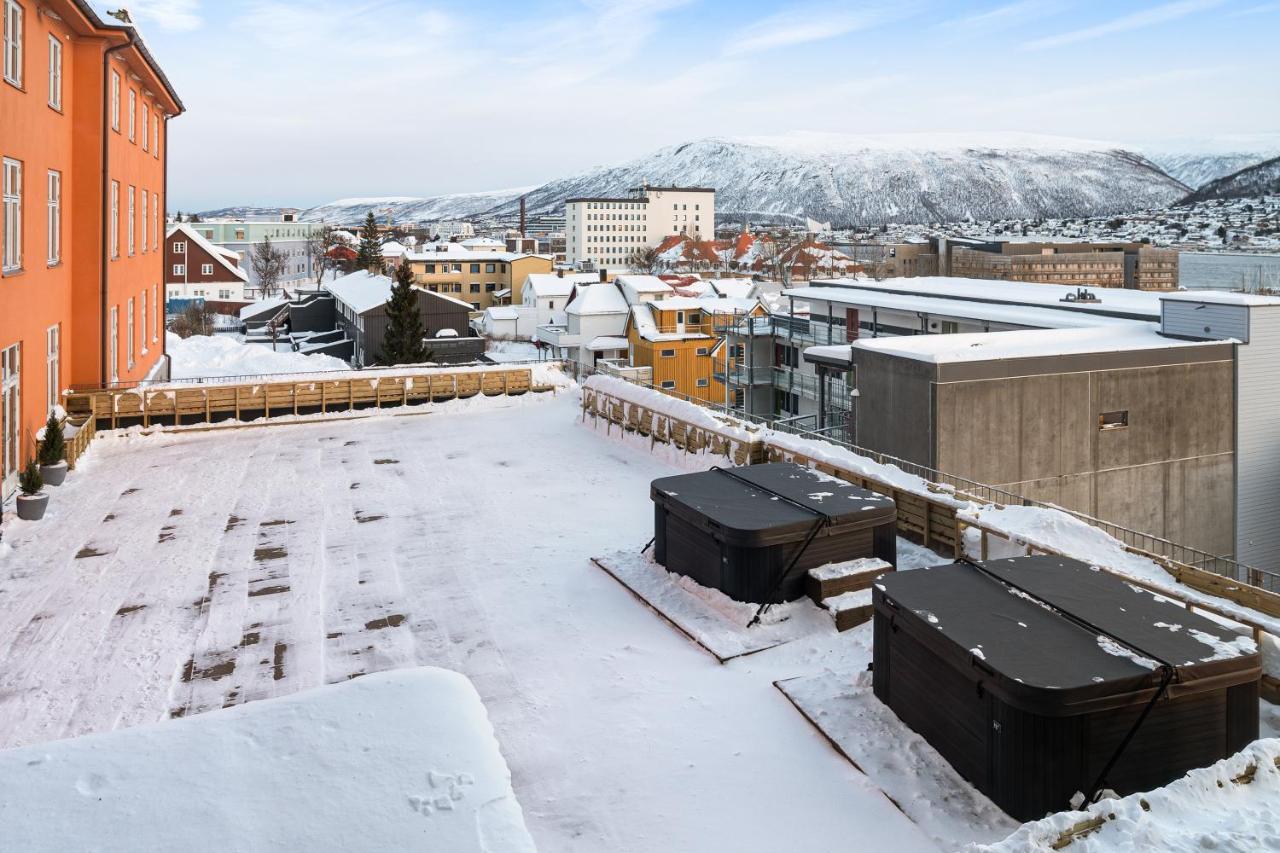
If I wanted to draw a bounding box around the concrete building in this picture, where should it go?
[185,219,323,296]
[565,186,715,267]
[946,239,1179,290]
[0,1,182,499]
[403,244,554,312]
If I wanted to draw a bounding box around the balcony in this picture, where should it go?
[597,359,653,383]
[535,324,580,349]
[773,368,852,408]
[713,365,774,386]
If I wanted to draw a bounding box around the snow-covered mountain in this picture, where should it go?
[1141,135,1280,189]
[490,133,1187,226]
[298,188,531,224]
[297,132,1189,228]
[194,205,293,220]
[1182,156,1280,203]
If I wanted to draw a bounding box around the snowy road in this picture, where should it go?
[0,392,936,852]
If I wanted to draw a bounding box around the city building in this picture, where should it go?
[403,244,553,312]
[1,1,182,499]
[183,218,322,297]
[164,223,249,306]
[947,240,1178,290]
[565,185,715,267]
[325,270,480,367]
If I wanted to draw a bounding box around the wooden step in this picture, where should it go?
[823,589,874,632]
[806,557,893,604]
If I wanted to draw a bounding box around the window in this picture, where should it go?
[172,263,184,276]
[126,298,135,370]
[660,348,676,358]
[173,240,185,254]
[141,103,148,151]
[140,191,148,252]
[109,306,118,383]
[218,289,231,299]
[485,282,496,292]
[46,169,58,264]
[151,192,159,250]
[47,33,60,108]
[485,263,495,273]
[1099,410,1129,431]
[110,69,120,131]
[548,301,555,310]
[234,228,244,240]
[152,110,159,156]
[695,347,709,356]
[696,378,709,388]
[469,263,480,273]
[109,180,119,258]
[201,263,212,275]
[470,302,479,310]
[2,343,19,494]
[126,185,135,255]
[45,324,58,414]
[139,290,147,354]
[451,263,461,273]
[127,89,136,141]
[424,263,435,273]
[3,158,20,272]
[152,284,159,341]
[3,0,21,87]
[469,283,479,293]
[660,380,676,390]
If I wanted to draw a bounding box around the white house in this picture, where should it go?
[521,272,599,327]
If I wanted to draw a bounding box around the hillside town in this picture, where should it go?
[2,2,1280,852]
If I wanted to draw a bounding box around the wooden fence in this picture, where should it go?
[67,368,540,430]
[64,414,96,470]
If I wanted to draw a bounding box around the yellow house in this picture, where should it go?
[405,247,553,312]
[625,297,766,403]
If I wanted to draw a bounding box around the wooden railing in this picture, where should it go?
[67,367,542,430]
[64,414,96,470]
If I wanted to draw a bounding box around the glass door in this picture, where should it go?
[2,343,20,498]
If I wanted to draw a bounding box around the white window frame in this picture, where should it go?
[3,0,21,88]
[45,324,58,415]
[139,289,148,355]
[47,33,60,109]
[172,263,184,276]
[1,342,20,496]
[660,380,676,390]
[127,185,135,255]
[46,168,58,265]
[126,297,135,370]
[3,157,20,272]
[127,88,135,142]
[152,111,159,158]
[141,104,148,151]
[172,240,184,254]
[140,189,147,252]
[110,69,120,131]
[151,191,158,250]
[201,263,212,275]
[109,306,119,383]
[152,284,159,342]
[109,180,119,258]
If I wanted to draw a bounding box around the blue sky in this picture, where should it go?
[122,0,1280,210]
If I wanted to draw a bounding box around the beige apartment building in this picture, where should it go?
[948,241,1178,290]
[565,186,715,267]
[404,246,553,311]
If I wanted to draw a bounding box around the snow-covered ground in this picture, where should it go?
[0,391,935,852]
[484,340,541,363]
[166,332,349,379]
[0,669,536,852]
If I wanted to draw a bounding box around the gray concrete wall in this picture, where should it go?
[850,349,937,466]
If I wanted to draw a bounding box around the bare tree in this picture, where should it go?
[305,225,339,287]
[168,302,215,338]
[627,245,664,275]
[251,235,288,298]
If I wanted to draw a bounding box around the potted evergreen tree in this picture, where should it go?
[38,413,68,486]
[16,460,48,521]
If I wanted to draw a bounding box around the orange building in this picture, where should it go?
[0,2,182,498]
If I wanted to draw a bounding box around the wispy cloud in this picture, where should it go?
[123,0,203,31]
[724,4,907,56]
[1024,0,1226,49]
[942,0,1060,30]
[1229,1,1280,15]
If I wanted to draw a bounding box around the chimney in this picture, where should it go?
[557,268,564,278]
[519,196,527,238]
[599,268,608,282]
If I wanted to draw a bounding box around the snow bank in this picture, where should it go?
[167,332,349,379]
[968,739,1280,852]
[0,669,536,853]
[582,375,758,441]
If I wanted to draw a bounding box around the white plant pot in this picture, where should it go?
[40,460,68,486]
[16,492,49,521]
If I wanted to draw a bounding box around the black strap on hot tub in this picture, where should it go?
[707,466,834,627]
[954,557,1178,808]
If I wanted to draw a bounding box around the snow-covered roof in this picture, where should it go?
[628,304,713,342]
[167,223,249,282]
[616,275,674,302]
[238,295,288,321]
[566,281,629,316]
[805,277,1165,320]
[586,336,630,351]
[487,306,519,321]
[380,240,406,257]
[493,288,512,298]
[325,270,393,314]
[421,288,477,311]
[405,244,520,262]
[710,279,757,299]
[460,237,506,250]
[524,272,597,298]
[1160,291,1280,307]
[853,323,1230,364]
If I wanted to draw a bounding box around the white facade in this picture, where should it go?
[520,272,597,328]
[565,186,715,267]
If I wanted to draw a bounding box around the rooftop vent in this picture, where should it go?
[1060,287,1100,304]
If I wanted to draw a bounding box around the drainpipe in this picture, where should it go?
[162,112,171,378]
[101,31,135,386]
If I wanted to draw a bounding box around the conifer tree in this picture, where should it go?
[355,212,383,273]
[378,262,429,366]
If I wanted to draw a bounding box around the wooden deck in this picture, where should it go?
[66,367,541,430]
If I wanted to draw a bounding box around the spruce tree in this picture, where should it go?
[356,212,383,273]
[38,413,65,466]
[378,262,428,366]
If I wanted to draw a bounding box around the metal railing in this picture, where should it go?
[713,365,774,385]
[588,367,1280,594]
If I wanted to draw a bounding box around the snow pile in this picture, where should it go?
[809,557,893,582]
[167,332,349,379]
[968,739,1280,852]
[485,340,541,363]
[583,374,758,442]
[0,669,535,853]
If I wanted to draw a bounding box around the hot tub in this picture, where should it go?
[650,463,897,603]
[872,556,1261,821]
